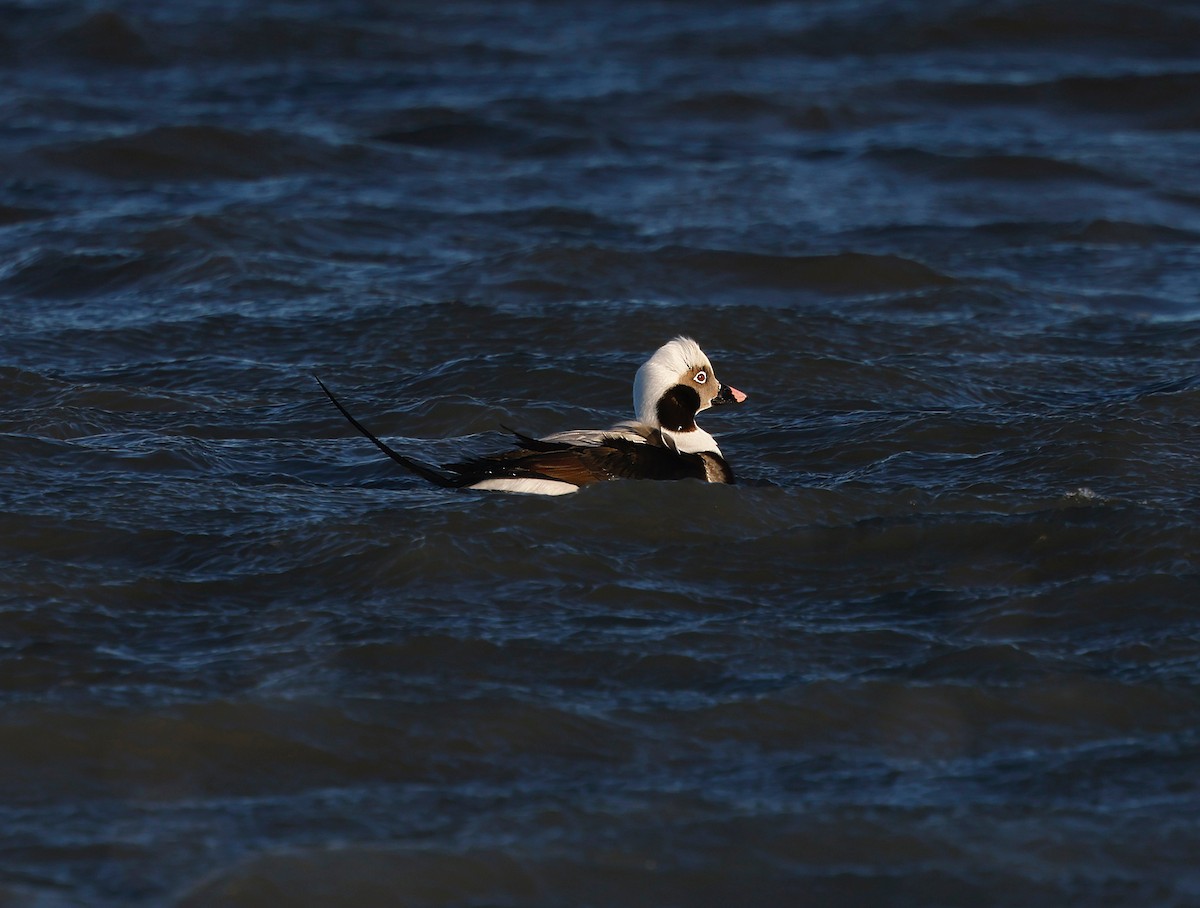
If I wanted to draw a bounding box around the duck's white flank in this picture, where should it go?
[469,477,580,495]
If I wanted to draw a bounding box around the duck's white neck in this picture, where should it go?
[661,426,722,456]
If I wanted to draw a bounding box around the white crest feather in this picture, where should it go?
[633,336,711,426]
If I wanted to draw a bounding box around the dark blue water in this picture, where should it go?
[4,2,1200,905]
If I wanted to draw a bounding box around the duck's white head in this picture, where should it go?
[633,336,747,455]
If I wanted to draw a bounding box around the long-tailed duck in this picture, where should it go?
[317,336,746,495]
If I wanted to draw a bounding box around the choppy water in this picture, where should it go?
[4,2,1200,905]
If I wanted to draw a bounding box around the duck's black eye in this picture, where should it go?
[694,371,707,384]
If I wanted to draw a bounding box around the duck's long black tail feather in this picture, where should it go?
[314,376,461,488]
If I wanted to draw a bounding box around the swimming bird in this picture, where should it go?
[317,336,746,495]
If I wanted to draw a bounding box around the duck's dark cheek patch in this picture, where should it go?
[656,384,700,432]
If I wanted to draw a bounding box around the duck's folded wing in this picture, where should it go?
[580,437,713,482]
[449,435,710,486]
